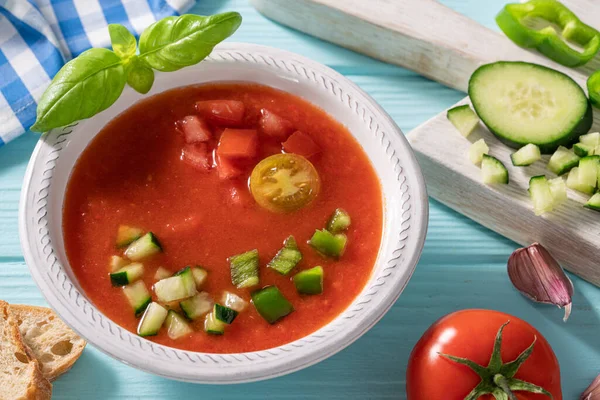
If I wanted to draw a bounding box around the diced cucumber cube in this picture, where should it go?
[578,156,599,188]
[138,302,168,337]
[293,266,324,295]
[251,286,294,324]
[109,255,128,272]
[528,176,554,216]
[154,272,197,303]
[165,311,193,340]
[468,139,489,165]
[204,312,225,335]
[447,104,479,138]
[123,281,151,317]
[510,144,541,166]
[191,267,208,288]
[566,167,595,194]
[548,177,567,206]
[124,232,162,261]
[180,292,213,320]
[585,193,600,211]
[547,146,580,175]
[326,208,351,233]
[573,143,594,157]
[579,132,600,147]
[221,292,248,312]
[481,155,509,184]
[110,263,144,286]
[214,304,238,324]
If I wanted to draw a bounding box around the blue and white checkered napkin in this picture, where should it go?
[0,0,195,147]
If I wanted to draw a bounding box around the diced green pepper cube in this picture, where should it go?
[293,266,323,295]
[251,286,294,324]
[267,236,302,275]
[229,249,259,288]
[309,229,347,258]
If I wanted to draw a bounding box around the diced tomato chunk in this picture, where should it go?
[218,129,258,159]
[282,131,321,158]
[259,109,295,140]
[195,100,245,126]
[215,153,244,180]
[181,143,211,171]
[179,115,212,143]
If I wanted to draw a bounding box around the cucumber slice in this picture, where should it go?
[229,249,259,289]
[109,255,128,272]
[116,225,143,248]
[180,292,213,320]
[573,143,594,157]
[204,312,225,335]
[110,263,144,286]
[446,104,479,138]
[165,310,193,340]
[548,177,567,206]
[547,146,580,176]
[578,156,600,188]
[528,176,554,216]
[326,209,351,233]
[268,236,302,275]
[137,302,168,337]
[154,266,171,281]
[309,229,347,258]
[566,167,595,194]
[585,193,600,211]
[251,286,294,324]
[191,267,208,288]
[293,266,324,295]
[123,281,151,317]
[579,132,600,147]
[221,291,248,312]
[468,139,489,165]
[214,304,238,324]
[124,232,162,261]
[481,155,509,184]
[469,62,592,153]
[154,273,197,303]
[510,144,541,166]
[174,266,196,295]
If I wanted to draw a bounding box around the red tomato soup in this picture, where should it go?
[63,83,383,353]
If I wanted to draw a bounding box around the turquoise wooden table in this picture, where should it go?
[2,0,599,398]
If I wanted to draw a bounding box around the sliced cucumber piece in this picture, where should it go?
[446,104,479,138]
[578,156,600,188]
[165,310,193,340]
[528,176,554,216]
[204,312,225,335]
[124,232,162,261]
[109,255,128,272]
[585,193,600,211]
[579,132,600,147]
[174,267,196,296]
[251,286,294,324]
[180,292,213,320]
[510,144,541,166]
[468,139,489,165]
[548,177,567,206]
[214,304,238,324]
[221,291,248,312]
[469,62,592,153]
[326,208,351,233]
[154,273,197,303]
[309,229,347,258]
[268,236,302,275]
[481,155,509,184]
[293,266,324,295]
[116,225,143,248]
[574,143,594,157]
[191,267,208,288]
[547,146,580,176]
[566,167,596,194]
[110,263,144,287]
[229,249,259,289]
[154,266,171,281]
[137,302,168,337]
[123,281,151,317]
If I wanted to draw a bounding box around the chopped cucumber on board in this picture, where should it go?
[566,167,595,194]
[585,193,600,211]
[548,177,568,206]
[110,263,144,286]
[528,176,554,215]
[578,156,600,188]
[574,143,595,157]
[481,155,509,184]
[138,302,168,337]
[116,225,143,248]
[124,232,162,261]
[547,146,580,175]
[468,139,489,165]
[510,144,541,166]
[123,281,151,317]
[469,62,592,153]
[267,236,302,275]
[229,249,260,288]
[579,132,600,147]
[326,208,351,233]
[446,104,480,138]
[165,310,193,340]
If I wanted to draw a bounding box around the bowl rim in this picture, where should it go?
[19,42,428,383]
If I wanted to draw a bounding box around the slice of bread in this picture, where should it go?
[0,300,52,400]
[10,305,86,382]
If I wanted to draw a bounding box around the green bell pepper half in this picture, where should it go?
[496,0,600,67]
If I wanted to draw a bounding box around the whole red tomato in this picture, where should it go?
[406,309,562,400]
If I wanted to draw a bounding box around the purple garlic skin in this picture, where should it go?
[581,374,600,399]
[507,243,574,321]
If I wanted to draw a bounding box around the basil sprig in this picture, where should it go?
[31,12,242,132]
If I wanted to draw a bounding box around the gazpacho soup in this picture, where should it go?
[63,83,383,353]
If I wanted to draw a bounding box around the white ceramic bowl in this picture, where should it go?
[19,43,428,383]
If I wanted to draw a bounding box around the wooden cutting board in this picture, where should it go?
[251,0,600,286]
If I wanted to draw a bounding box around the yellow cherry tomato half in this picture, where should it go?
[250,153,320,213]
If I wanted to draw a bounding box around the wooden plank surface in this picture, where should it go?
[0,0,598,398]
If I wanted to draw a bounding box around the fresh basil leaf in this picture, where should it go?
[31,48,126,132]
[127,57,154,94]
[109,24,137,59]
[139,12,242,72]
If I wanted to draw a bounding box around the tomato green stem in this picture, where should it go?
[493,374,517,400]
